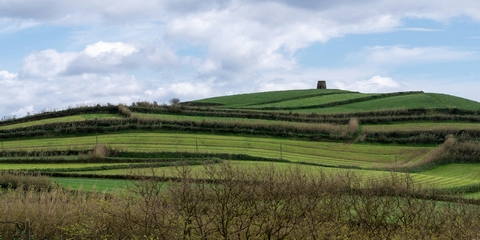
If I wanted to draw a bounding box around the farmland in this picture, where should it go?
[1,89,480,191]
[2,89,480,238]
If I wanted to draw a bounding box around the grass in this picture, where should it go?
[192,89,351,107]
[67,161,480,192]
[192,90,480,113]
[68,160,383,177]
[294,93,480,113]
[246,93,375,109]
[0,133,433,169]
[52,177,134,191]
[411,164,480,187]
[2,89,480,199]
[136,112,318,126]
[0,114,119,130]
[363,122,480,133]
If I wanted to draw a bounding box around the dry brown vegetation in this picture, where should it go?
[1,166,480,239]
[386,134,480,172]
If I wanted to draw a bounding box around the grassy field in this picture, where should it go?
[245,93,375,108]
[363,122,480,133]
[60,161,480,191]
[0,133,433,168]
[53,177,134,191]
[4,90,480,239]
[0,114,119,130]
[136,113,316,126]
[192,89,352,107]
[294,93,480,113]
[2,89,480,198]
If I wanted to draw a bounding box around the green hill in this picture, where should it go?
[3,89,480,238]
[189,89,353,107]
[1,89,480,198]
[189,89,480,112]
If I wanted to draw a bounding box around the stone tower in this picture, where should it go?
[317,81,327,89]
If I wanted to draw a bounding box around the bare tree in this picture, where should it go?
[169,98,181,106]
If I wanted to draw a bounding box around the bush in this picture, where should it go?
[88,144,111,159]
[0,171,54,190]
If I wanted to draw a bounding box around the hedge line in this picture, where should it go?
[19,159,222,173]
[0,105,118,126]
[2,115,480,144]
[131,105,480,125]
[0,118,344,140]
[0,151,289,164]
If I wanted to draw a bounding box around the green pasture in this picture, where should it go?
[136,113,313,126]
[64,161,480,192]
[192,89,351,107]
[66,160,383,178]
[411,164,480,187]
[294,93,480,113]
[0,114,119,130]
[53,177,134,192]
[246,93,375,109]
[463,192,480,198]
[363,122,480,133]
[0,133,433,168]
[2,90,479,198]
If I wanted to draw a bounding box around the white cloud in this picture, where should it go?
[344,46,479,68]
[0,72,152,116]
[336,75,401,93]
[21,41,179,78]
[168,82,214,98]
[11,105,34,117]
[368,46,477,64]
[0,18,39,33]
[22,50,77,78]
[84,41,137,58]
[0,70,16,79]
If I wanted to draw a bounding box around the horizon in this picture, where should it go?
[1,1,480,117]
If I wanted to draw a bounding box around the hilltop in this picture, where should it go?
[187,89,480,113]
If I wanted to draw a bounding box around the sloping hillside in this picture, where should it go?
[189,89,480,113]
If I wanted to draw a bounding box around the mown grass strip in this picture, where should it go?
[0,133,433,169]
[42,160,480,197]
[52,177,134,191]
[243,91,424,111]
[247,93,375,109]
[298,93,480,113]
[363,122,480,133]
[190,89,352,107]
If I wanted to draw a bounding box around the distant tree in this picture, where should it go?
[169,98,181,106]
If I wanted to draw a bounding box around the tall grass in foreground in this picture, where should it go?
[1,166,480,239]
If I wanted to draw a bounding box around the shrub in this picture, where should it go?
[88,144,111,159]
[0,171,54,190]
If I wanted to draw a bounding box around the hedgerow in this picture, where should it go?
[1,167,480,239]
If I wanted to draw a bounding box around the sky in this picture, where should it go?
[1,0,480,117]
